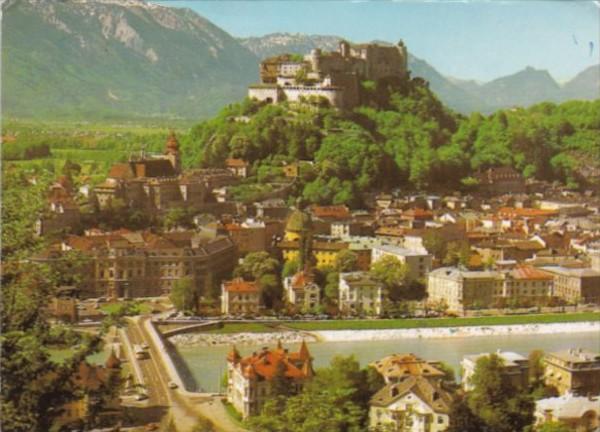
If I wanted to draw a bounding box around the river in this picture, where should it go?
[174,331,600,392]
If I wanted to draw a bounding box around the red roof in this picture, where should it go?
[291,270,315,290]
[223,278,259,293]
[498,207,559,219]
[310,205,350,219]
[511,265,553,281]
[232,342,313,381]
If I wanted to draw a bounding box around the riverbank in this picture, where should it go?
[168,320,600,347]
[170,330,318,347]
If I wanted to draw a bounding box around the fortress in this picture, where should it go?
[248,40,408,109]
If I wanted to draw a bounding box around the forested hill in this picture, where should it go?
[2,0,258,120]
[183,76,600,207]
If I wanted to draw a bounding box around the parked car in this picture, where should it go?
[135,393,148,401]
[168,381,178,389]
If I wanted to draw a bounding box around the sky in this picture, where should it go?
[156,0,600,83]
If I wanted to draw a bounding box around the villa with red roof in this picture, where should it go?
[283,269,321,311]
[226,341,314,418]
[221,278,261,316]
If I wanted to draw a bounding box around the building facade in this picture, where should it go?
[543,349,600,396]
[339,272,385,316]
[369,376,455,432]
[33,230,235,299]
[226,342,314,419]
[221,278,261,316]
[283,270,321,311]
[541,267,600,304]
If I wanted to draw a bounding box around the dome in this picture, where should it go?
[285,209,312,233]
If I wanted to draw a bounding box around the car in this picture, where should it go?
[168,381,178,389]
[135,393,148,401]
[141,342,149,350]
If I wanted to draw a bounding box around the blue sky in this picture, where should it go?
[156,1,599,83]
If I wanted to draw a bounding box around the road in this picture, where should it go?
[126,317,246,432]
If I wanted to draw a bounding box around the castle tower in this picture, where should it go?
[165,131,181,174]
[339,40,350,58]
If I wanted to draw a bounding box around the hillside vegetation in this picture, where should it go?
[184,75,600,207]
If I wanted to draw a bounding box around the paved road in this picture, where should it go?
[126,317,246,432]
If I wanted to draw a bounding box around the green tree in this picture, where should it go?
[169,278,198,313]
[370,255,409,301]
[467,354,535,432]
[234,252,281,309]
[536,421,573,432]
[335,249,359,273]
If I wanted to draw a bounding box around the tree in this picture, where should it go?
[335,249,358,273]
[234,252,282,309]
[162,207,194,230]
[422,230,447,262]
[467,354,535,432]
[282,258,300,278]
[536,421,573,432]
[170,278,198,313]
[443,241,471,267]
[447,395,486,432]
[370,255,408,301]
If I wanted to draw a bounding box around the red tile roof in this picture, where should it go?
[310,205,350,219]
[232,342,313,381]
[225,158,249,168]
[223,278,259,293]
[511,266,553,281]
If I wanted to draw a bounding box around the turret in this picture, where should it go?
[298,340,311,362]
[165,131,181,173]
[227,345,241,363]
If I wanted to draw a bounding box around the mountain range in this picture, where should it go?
[2,0,598,120]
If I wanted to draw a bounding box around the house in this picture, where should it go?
[501,266,554,307]
[370,353,447,384]
[534,394,600,432]
[372,245,432,281]
[225,158,249,178]
[339,272,385,316]
[283,270,320,312]
[221,278,261,316]
[222,219,267,256]
[543,349,600,396]
[369,376,455,432]
[226,342,314,419]
[461,351,529,391]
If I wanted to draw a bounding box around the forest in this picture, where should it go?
[182,75,599,207]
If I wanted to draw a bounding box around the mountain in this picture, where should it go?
[2,0,259,120]
[238,32,341,60]
[475,66,562,111]
[561,64,600,101]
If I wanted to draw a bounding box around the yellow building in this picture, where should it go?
[279,209,349,269]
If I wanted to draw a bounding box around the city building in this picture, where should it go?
[475,166,526,195]
[33,230,235,299]
[372,245,432,281]
[427,268,504,313]
[461,350,530,391]
[501,266,554,306]
[283,270,321,311]
[221,278,261,316]
[369,376,455,432]
[534,394,600,432]
[543,349,600,396]
[541,267,600,304]
[248,40,408,109]
[35,176,81,236]
[339,272,385,316]
[93,133,209,213]
[226,342,314,419]
[370,353,447,384]
[222,219,267,256]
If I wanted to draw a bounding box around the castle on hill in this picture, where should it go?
[248,40,408,109]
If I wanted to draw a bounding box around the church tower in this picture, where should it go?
[165,131,181,174]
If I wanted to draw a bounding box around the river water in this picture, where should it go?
[174,331,600,392]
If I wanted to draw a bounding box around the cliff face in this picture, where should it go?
[2,0,259,120]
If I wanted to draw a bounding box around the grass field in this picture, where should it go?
[205,323,280,334]
[283,312,600,332]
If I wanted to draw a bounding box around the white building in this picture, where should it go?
[534,394,600,431]
[369,376,455,432]
[283,270,321,312]
[339,272,385,316]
